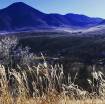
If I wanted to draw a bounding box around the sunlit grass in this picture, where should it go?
[0,57,105,104]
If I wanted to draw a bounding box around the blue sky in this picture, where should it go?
[0,0,105,18]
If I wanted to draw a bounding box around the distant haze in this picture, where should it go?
[0,0,105,19]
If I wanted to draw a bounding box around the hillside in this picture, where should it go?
[0,2,104,31]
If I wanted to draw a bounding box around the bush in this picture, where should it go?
[0,36,35,67]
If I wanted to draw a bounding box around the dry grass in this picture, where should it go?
[0,90,105,104]
[0,58,105,104]
[0,94,105,104]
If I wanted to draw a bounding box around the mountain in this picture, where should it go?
[98,20,105,25]
[0,2,104,31]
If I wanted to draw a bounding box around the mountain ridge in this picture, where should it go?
[0,2,104,31]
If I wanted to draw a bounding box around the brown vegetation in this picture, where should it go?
[0,36,105,104]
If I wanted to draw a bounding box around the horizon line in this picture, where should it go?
[0,1,105,19]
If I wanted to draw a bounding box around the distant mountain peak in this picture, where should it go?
[12,2,26,4]
[0,2,104,31]
[8,2,29,7]
[1,1,44,15]
[6,2,35,10]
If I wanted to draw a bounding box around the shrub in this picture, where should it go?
[0,36,35,67]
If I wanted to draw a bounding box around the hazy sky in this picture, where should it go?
[0,0,105,18]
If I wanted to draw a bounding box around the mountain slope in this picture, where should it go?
[0,2,47,30]
[0,2,104,31]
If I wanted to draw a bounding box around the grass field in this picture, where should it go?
[0,35,105,104]
[0,61,105,104]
